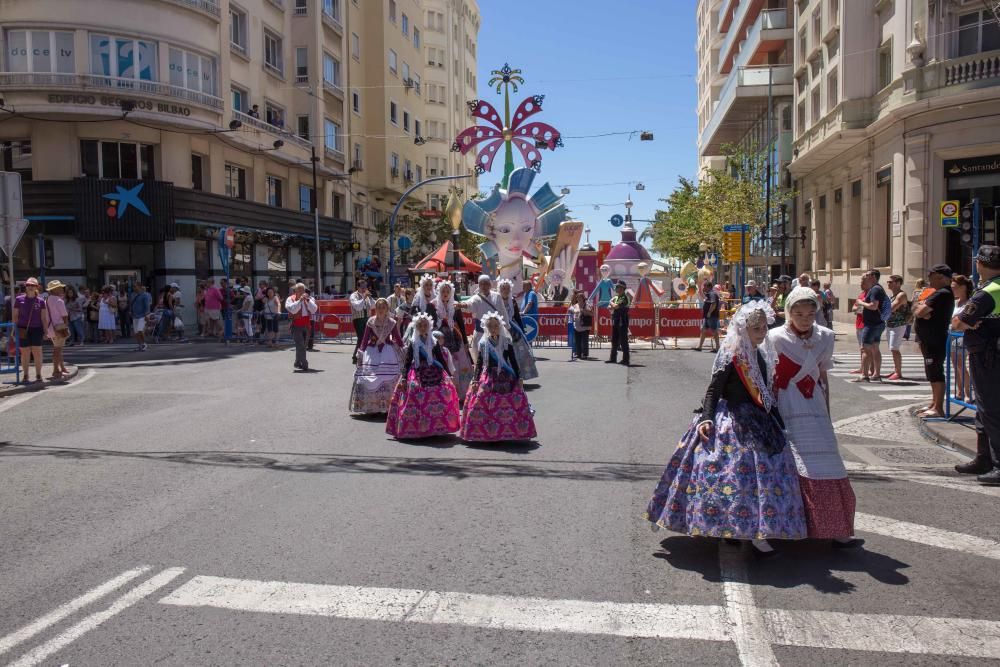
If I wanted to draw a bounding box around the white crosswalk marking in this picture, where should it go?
[831,353,931,400]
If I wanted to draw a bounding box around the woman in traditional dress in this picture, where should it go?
[432,280,475,402]
[769,287,863,549]
[403,274,438,343]
[460,312,537,442]
[349,298,403,415]
[386,312,461,439]
[498,279,539,381]
[645,301,807,558]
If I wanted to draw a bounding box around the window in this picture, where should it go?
[90,33,157,81]
[195,239,211,279]
[231,85,248,112]
[324,118,342,152]
[169,48,217,95]
[826,37,839,60]
[827,68,839,108]
[811,86,820,124]
[230,7,248,53]
[413,27,421,49]
[1,140,32,180]
[403,110,410,132]
[225,164,247,199]
[323,0,340,20]
[323,53,341,87]
[877,39,892,90]
[414,118,422,137]
[352,204,364,226]
[4,30,75,73]
[427,10,444,31]
[388,48,397,74]
[427,156,446,176]
[191,154,204,191]
[390,152,400,175]
[812,10,821,45]
[264,29,283,75]
[295,47,308,82]
[80,140,154,179]
[351,89,361,113]
[402,61,410,82]
[266,176,283,207]
[297,115,310,140]
[265,246,285,274]
[389,100,398,125]
[351,32,360,60]
[389,0,397,23]
[412,73,421,95]
[353,143,362,168]
[798,29,807,61]
[402,13,409,36]
[299,184,314,213]
[294,0,307,14]
[829,0,839,24]
[958,10,1000,57]
[796,101,806,134]
[265,102,285,128]
[415,165,422,182]
[404,159,412,180]
[875,167,892,267]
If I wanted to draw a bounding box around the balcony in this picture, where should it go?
[699,64,793,156]
[726,8,791,74]
[233,110,312,150]
[324,146,346,163]
[322,10,344,34]
[322,80,345,101]
[160,0,220,18]
[908,49,1000,101]
[718,0,767,74]
[0,72,223,110]
[718,0,739,33]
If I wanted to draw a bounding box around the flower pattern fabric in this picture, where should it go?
[386,367,460,439]
[459,371,537,442]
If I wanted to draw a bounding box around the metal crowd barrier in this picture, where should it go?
[0,322,22,385]
[945,331,976,419]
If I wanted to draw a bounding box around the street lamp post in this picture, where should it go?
[310,145,322,293]
[388,174,474,286]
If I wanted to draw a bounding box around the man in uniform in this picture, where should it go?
[951,245,1000,484]
[606,280,631,367]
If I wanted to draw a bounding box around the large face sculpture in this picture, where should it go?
[492,197,537,261]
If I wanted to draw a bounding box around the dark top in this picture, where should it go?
[862,283,887,327]
[700,352,783,426]
[702,291,720,318]
[414,302,438,325]
[435,305,468,346]
[958,277,1000,352]
[473,340,521,380]
[915,286,954,347]
[401,342,450,374]
[507,299,524,331]
[550,285,569,305]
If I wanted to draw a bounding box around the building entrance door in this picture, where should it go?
[104,269,142,295]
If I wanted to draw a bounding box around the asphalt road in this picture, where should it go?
[1,335,998,666]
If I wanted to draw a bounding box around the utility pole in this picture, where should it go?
[765,65,774,277]
[311,145,322,293]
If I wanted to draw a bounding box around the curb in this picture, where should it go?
[0,366,80,399]
[911,405,978,458]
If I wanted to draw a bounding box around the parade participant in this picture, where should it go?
[395,287,415,333]
[285,282,317,371]
[498,278,539,381]
[645,302,806,557]
[349,281,375,364]
[951,246,1000,483]
[466,275,508,362]
[13,278,50,383]
[350,298,403,415]
[770,287,862,548]
[606,281,631,366]
[460,311,537,442]
[386,312,461,439]
[432,280,475,401]
[404,274,439,343]
[432,330,456,376]
[520,280,539,322]
[589,264,615,307]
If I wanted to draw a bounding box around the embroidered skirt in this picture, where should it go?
[459,370,537,442]
[386,366,461,439]
[511,335,539,381]
[797,476,856,539]
[644,400,808,540]
[349,344,401,414]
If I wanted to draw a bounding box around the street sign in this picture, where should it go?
[224,226,236,249]
[419,209,441,219]
[707,252,719,267]
[723,224,749,232]
[0,172,27,257]
[397,235,412,251]
[0,217,29,257]
[940,200,960,228]
[610,214,624,227]
[521,315,538,342]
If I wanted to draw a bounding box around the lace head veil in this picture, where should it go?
[711,300,777,411]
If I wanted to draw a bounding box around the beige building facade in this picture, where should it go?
[789,0,1000,319]
[0,0,478,299]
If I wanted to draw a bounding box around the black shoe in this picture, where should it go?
[955,458,994,475]
[294,361,302,369]
[977,468,1000,485]
[620,360,630,366]
[831,538,865,550]
[301,362,309,371]
[605,359,617,364]
[352,354,358,364]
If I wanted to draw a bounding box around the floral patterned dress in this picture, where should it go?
[385,336,461,439]
[460,337,537,442]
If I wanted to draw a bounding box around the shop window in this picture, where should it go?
[90,33,157,81]
[233,240,253,276]
[266,175,283,207]
[1,140,32,180]
[299,184,314,213]
[225,163,247,199]
[194,239,211,279]
[80,140,154,179]
[168,47,216,95]
[958,10,1000,57]
[849,179,862,268]
[4,30,75,73]
[301,245,316,276]
[11,237,53,271]
[267,246,287,273]
[875,167,892,268]
[191,154,204,191]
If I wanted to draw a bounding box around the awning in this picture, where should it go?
[412,241,482,274]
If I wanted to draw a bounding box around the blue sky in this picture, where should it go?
[474,0,699,249]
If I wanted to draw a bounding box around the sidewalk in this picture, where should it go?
[915,407,979,459]
[0,365,80,399]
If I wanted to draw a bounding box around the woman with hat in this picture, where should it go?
[645,301,807,558]
[12,277,51,383]
[769,287,862,548]
[45,280,71,380]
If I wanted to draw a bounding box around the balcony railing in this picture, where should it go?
[730,8,790,74]
[160,0,221,18]
[324,146,346,162]
[233,110,312,149]
[322,80,345,99]
[719,0,771,72]
[943,51,1000,86]
[0,72,223,109]
[322,10,344,33]
[700,65,793,155]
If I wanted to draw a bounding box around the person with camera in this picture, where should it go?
[568,291,593,360]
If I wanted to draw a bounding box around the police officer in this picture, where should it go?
[606,280,631,367]
[951,245,1000,485]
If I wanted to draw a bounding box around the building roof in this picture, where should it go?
[605,223,651,262]
[412,241,482,274]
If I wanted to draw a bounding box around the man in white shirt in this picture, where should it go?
[285,282,318,371]
[349,281,375,364]
[465,274,508,362]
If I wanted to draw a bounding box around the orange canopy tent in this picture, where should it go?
[412,241,482,274]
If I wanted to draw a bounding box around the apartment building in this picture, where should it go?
[696,0,795,284]
[0,0,479,296]
[790,0,1000,318]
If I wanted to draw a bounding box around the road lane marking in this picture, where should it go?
[877,394,933,401]
[844,462,1000,499]
[853,384,933,392]
[8,567,186,667]
[718,544,779,666]
[764,609,1000,659]
[0,566,151,656]
[159,575,732,641]
[855,513,1000,561]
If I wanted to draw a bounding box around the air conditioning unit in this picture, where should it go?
[390,167,400,178]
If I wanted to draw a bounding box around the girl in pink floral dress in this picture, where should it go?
[386,313,461,439]
[460,312,537,443]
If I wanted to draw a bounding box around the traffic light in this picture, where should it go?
[960,203,975,248]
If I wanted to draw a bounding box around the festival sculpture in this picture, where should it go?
[590,264,615,307]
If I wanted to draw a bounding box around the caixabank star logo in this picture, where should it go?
[103,183,151,219]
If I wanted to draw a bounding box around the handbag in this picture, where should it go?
[580,312,593,327]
